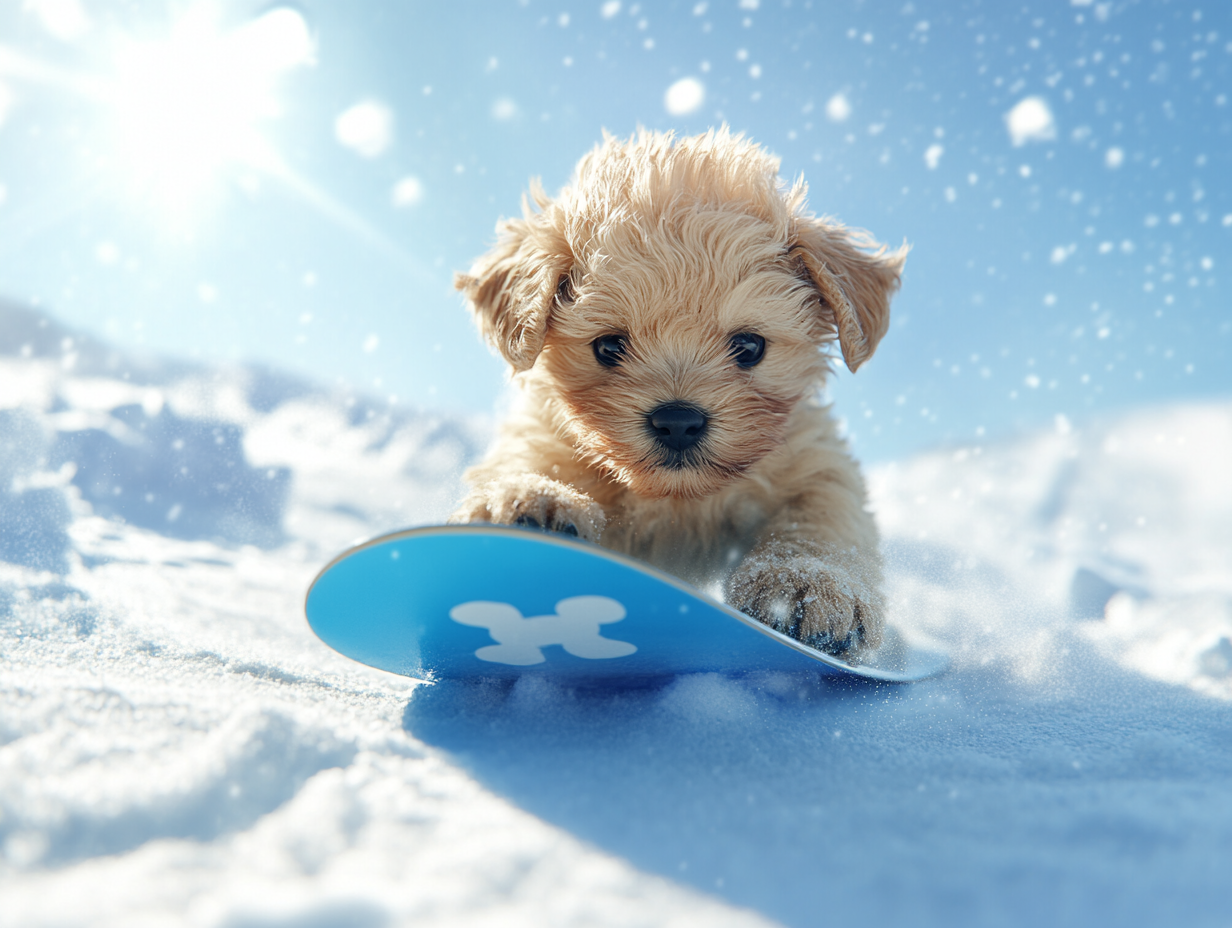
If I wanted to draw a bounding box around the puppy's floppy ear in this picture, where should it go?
[790,217,908,372]
[455,181,572,372]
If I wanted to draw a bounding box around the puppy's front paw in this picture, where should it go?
[448,474,606,542]
[726,540,885,655]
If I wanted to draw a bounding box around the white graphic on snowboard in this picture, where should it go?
[448,596,637,665]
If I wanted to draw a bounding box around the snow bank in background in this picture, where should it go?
[1,303,1230,927]
[0,409,73,573]
[0,300,486,557]
[871,402,1232,700]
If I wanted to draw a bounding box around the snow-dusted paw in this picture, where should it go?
[448,474,606,542]
[726,540,885,655]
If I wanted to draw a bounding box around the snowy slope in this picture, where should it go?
[1,305,1231,928]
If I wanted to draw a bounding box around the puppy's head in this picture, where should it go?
[457,128,906,500]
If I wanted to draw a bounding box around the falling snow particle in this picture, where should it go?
[491,98,518,121]
[1005,96,1056,146]
[924,144,944,169]
[826,93,851,122]
[245,9,315,72]
[334,101,394,158]
[391,176,423,208]
[28,0,91,41]
[363,334,380,353]
[1105,147,1125,168]
[664,77,705,115]
[600,1,621,18]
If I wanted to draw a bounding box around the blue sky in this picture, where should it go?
[0,0,1227,460]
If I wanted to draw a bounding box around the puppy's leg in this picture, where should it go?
[727,536,885,654]
[448,473,606,542]
[726,481,885,655]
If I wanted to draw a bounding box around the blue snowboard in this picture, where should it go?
[305,524,948,684]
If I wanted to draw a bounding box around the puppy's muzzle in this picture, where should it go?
[647,402,709,456]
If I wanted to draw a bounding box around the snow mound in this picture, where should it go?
[870,402,1232,700]
[0,409,73,572]
[0,300,488,557]
[2,303,1230,927]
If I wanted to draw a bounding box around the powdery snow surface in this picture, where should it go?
[2,306,1231,927]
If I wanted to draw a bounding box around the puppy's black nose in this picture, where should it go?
[647,403,708,452]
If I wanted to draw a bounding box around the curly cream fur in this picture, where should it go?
[449,128,906,654]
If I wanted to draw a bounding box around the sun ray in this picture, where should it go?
[267,162,441,287]
[0,4,434,278]
[0,43,107,99]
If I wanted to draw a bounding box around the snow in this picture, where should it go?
[2,303,1231,927]
[391,176,424,208]
[665,78,706,117]
[1004,96,1056,146]
[334,101,394,159]
[823,92,850,122]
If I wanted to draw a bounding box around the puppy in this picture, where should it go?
[449,129,905,655]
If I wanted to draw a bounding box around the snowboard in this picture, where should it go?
[305,524,948,684]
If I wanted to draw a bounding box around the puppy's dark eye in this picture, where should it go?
[556,274,576,304]
[592,334,628,368]
[729,332,766,368]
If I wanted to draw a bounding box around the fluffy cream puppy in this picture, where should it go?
[450,129,905,655]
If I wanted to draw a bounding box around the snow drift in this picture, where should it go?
[1,301,1230,927]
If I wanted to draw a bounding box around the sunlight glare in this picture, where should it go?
[28,0,92,42]
[0,81,14,128]
[108,4,312,216]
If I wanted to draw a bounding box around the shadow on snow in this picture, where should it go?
[403,648,1232,928]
